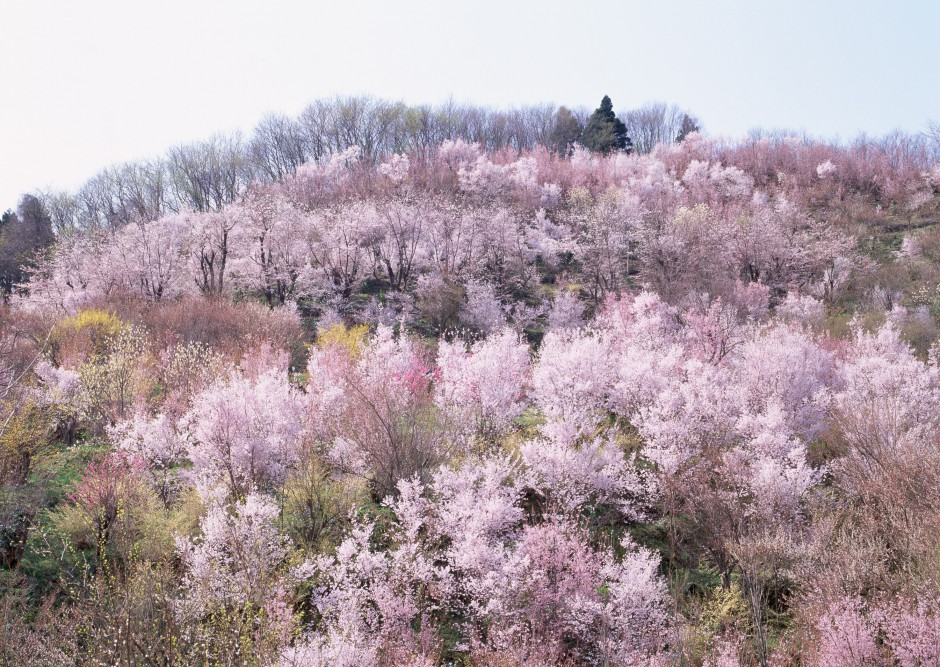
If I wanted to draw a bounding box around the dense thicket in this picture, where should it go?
[1,118,940,666]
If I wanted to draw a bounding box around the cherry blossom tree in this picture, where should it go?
[876,594,940,667]
[110,412,186,503]
[307,202,384,299]
[18,234,112,312]
[635,204,732,303]
[532,328,614,437]
[829,322,940,571]
[520,430,649,520]
[546,288,585,331]
[182,361,306,498]
[307,325,452,499]
[812,597,880,667]
[187,208,242,295]
[458,279,505,335]
[176,493,300,648]
[229,193,313,305]
[67,450,146,552]
[288,454,669,665]
[435,328,530,439]
[564,187,638,302]
[372,198,427,290]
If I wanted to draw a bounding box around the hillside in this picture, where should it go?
[2,129,940,666]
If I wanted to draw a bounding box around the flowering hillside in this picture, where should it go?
[1,129,940,666]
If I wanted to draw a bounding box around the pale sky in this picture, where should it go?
[1,0,938,212]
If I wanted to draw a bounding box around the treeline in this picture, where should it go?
[30,96,700,235]
[25,97,940,242]
[4,94,939,304]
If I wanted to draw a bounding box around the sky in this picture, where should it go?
[1,0,938,211]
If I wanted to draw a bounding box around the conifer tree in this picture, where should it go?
[581,95,632,155]
[676,113,701,143]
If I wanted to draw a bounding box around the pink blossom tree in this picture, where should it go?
[229,193,314,305]
[288,454,669,665]
[812,597,880,667]
[176,493,299,644]
[306,202,384,299]
[109,412,186,503]
[458,279,505,335]
[67,450,146,551]
[546,288,585,331]
[107,215,193,301]
[307,325,453,499]
[435,328,530,440]
[520,431,649,520]
[532,328,614,438]
[876,594,940,667]
[182,362,305,498]
[830,322,940,571]
[372,198,428,291]
[187,207,242,295]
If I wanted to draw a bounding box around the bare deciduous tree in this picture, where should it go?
[620,102,699,154]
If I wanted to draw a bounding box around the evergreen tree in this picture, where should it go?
[581,95,632,155]
[676,113,701,143]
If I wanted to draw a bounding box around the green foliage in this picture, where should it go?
[10,439,105,592]
[678,582,750,663]
[0,195,55,294]
[581,95,632,155]
[281,454,365,553]
[74,324,150,429]
[417,276,465,335]
[50,476,177,566]
[676,113,700,143]
[0,403,52,486]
